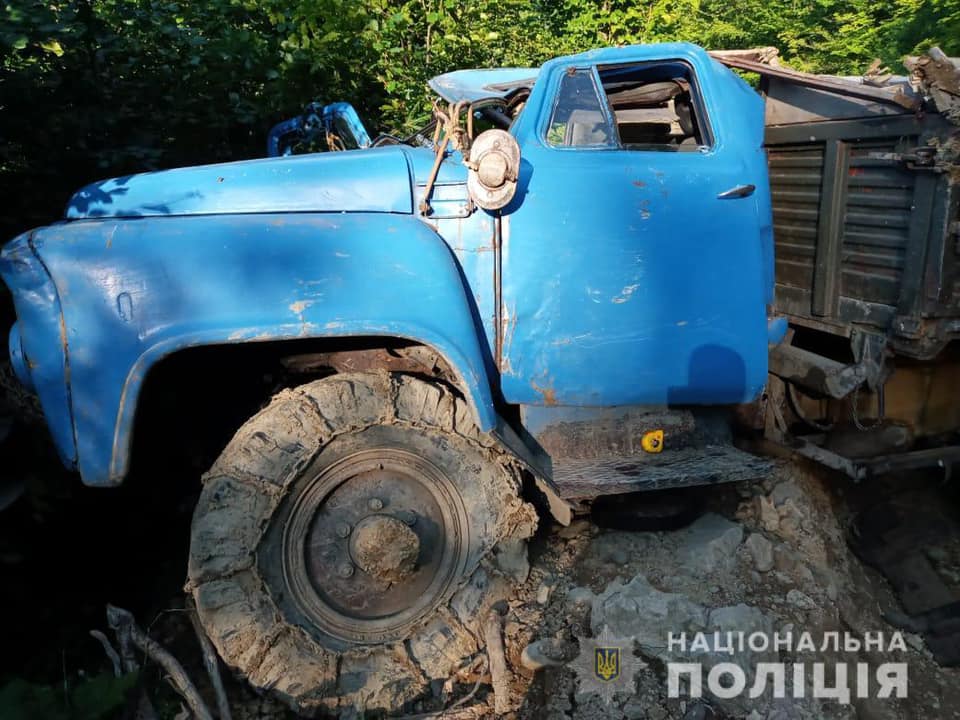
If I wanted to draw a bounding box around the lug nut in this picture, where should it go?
[400,510,417,526]
[338,562,355,578]
[335,522,351,538]
[368,497,384,511]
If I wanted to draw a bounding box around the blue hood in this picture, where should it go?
[429,67,539,103]
[66,146,413,220]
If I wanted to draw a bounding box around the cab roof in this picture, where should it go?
[427,44,715,103]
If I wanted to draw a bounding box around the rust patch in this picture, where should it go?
[632,180,646,187]
[531,381,558,406]
[281,346,454,383]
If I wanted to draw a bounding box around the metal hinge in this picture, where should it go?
[867,146,939,170]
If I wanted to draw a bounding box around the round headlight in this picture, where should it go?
[466,129,521,211]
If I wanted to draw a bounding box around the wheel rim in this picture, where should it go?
[282,448,468,644]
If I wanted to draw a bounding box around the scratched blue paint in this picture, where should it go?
[3,213,495,486]
[408,150,500,366]
[67,146,412,219]
[2,42,774,488]
[501,43,771,406]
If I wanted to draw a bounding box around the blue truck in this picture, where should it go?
[0,43,776,714]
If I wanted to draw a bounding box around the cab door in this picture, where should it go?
[499,45,772,407]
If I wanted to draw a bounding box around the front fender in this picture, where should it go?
[28,213,495,486]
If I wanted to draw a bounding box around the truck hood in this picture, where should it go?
[429,67,538,103]
[66,146,413,220]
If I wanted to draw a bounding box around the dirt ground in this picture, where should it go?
[2,441,959,719]
[510,461,960,720]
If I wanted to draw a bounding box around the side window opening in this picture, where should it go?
[546,69,616,148]
[597,61,708,151]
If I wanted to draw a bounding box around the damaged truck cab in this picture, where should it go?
[1,43,774,715]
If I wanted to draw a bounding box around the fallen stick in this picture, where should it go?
[482,607,511,715]
[189,607,232,720]
[107,605,214,720]
[89,630,123,678]
[92,623,159,720]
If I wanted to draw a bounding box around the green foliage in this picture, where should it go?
[0,671,139,720]
[1,0,957,236]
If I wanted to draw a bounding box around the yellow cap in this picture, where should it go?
[641,429,664,453]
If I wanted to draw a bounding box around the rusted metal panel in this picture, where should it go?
[842,140,920,308]
[762,79,916,126]
[280,346,453,380]
[712,53,920,111]
[813,140,849,316]
[768,144,824,295]
[767,112,958,359]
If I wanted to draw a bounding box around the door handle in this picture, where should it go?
[717,183,755,199]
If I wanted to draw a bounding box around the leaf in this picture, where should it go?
[39,39,64,56]
[70,672,140,720]
[0,678,65,720]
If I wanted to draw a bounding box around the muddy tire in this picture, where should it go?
[187,373,537,717]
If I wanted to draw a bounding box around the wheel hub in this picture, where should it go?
[280,448,468,644]
[349,514,420,583]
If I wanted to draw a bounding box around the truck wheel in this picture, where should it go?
[187,373,537,717]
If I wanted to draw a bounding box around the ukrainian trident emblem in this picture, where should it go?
[572,625,640,703]
[595,646,621,682]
